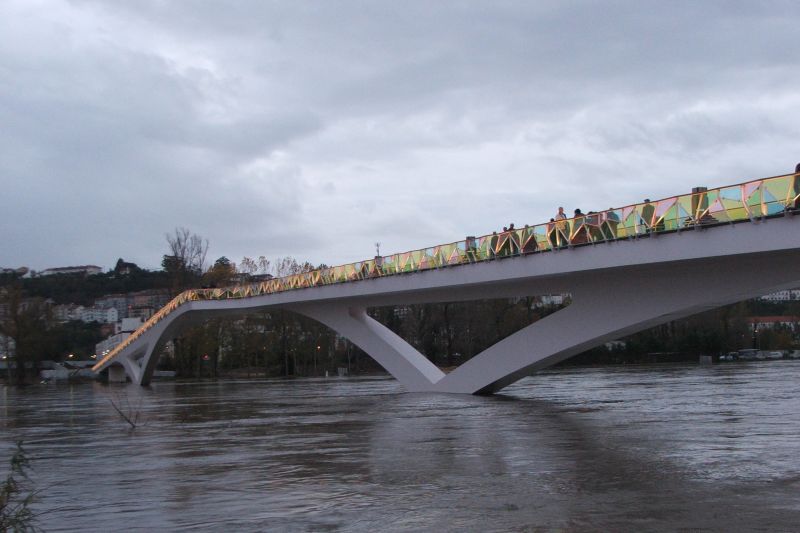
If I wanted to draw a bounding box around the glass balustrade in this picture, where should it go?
[94,172,800,370]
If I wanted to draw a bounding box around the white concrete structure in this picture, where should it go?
[94,214,800,394]
[95,332,131,358]
[116,317,144,335]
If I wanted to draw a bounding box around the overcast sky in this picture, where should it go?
[2,1,799,272]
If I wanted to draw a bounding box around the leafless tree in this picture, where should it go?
[166,227,209,275]
[273,257,302,278]
[238,257,258,276]
[257,256,271,276]
[163,228,209,292]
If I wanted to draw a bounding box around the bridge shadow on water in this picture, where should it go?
[358,386,800,531]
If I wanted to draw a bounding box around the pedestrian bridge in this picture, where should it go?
[94,172,800,394]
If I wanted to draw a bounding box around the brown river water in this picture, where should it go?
[2,361,800,532]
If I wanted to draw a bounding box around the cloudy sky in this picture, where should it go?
[2,1,799,272]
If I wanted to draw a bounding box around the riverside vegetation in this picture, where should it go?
[0,442,38,532]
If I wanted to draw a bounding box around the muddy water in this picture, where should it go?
[2,361,800,531]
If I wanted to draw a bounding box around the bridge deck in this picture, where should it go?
[94,172,800,373]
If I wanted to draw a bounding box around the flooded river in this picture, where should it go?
[2,361,800,531]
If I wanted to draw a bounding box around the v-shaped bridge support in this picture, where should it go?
[299,250,800,394]
[292,305,445,391]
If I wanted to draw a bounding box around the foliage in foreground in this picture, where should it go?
[0,441,38,532]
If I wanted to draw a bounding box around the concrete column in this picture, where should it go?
[293,304,444,392]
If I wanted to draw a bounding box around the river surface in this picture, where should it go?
[2,361,800,531]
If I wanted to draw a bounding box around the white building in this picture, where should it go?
[760,289,800,302]
[746,316,800,331]
[94,294,128,320]
[38,265,103,277]
[532,294,566,307]
[53,304,85,322]
[80,306,118,324]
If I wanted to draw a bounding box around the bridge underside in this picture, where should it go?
[104,242,800,394]
[303,248,800,393]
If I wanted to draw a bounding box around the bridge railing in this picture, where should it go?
[93,172,800,371]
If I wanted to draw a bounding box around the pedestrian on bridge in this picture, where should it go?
[571,208,587,244]
[554,207,569,247]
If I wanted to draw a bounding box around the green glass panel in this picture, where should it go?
[532,225,552,250]
[764,175,790,206]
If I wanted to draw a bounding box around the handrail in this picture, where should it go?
[93,172,800,371]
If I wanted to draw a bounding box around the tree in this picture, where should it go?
[0,286,52,385]
[203,256,236,288]
[238,256,258,278]
[164,227,209,293]
[257,256,271,275]
[0,442,38,531]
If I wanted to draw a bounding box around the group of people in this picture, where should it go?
[480,164,800,259]
[486,222,538,257]
[547,206,609,246]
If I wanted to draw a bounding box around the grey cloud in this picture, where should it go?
[3,1,800,271]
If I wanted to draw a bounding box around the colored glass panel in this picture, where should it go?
[95,172,800,370]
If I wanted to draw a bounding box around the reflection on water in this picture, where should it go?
[2,361,800,531]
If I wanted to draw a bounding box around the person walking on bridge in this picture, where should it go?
[571,208,587,244]
[554,207,568,247]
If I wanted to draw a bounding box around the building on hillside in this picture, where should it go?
[760,289,800,302]
[532,294,566,308]
[37,265,103,277]
[80,306,118,324]
[746,316,800,331]
[0,267,28,276]
[93,290,170,321]
[113,258,139,276]
[128,289,171,310]
[127,306,154,320]
[53,304,85,322]
[95,294,128,320]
